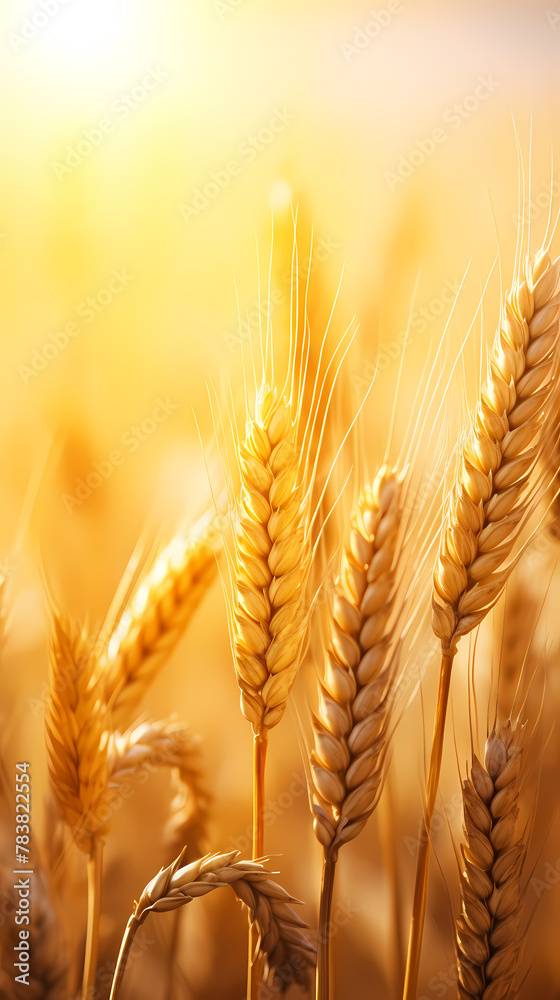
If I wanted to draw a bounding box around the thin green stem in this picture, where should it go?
[403,650,455,1000]
[316,850,337,1000]
[82,839,103,1000]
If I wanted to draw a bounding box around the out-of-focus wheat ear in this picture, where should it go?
[99,508,220,726]
[44,609,108,1000]
[405,248,560,1000]
[45,611,109,855]
[108,850,316,1000]
[310,468,404,1000]
[165,734,211,864]
[105,717,211,862]
[455,721,527,1000]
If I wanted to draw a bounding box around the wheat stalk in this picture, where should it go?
[101,512,219,725]
[108,850,316,1000]
[310,468,403,1000]
[456,720,527,999]
[404,248,560,1000]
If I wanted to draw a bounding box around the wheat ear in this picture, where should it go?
[404,249,560,1000]
[229,379,319,995]
[44,612,108,1000]
[232,385,312,739]
[101,512,218,725]
[456,721,527,999]
[311,469,402,1000]
[108,850,316,1000]
[45,613,109,854]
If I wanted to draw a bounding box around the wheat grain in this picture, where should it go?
[232,386,313,736]
[433,250,560,653]
[311,468,403,857]
[108,850,316,999]
[101,512,219,725]
[456,720,527,1000]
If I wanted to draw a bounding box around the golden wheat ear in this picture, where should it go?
[45,610,109,855]
[456,721,527,1000]
[311,468,403,858]
[214,228,358,998]
[230,385,314,737]
[108,850,316,1000]
[310,467,407,1000]
[44,607,110,1000]
[405,247,560,1000]
[433,250,560,652]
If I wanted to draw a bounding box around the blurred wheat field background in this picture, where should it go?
[2,1,560,998]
